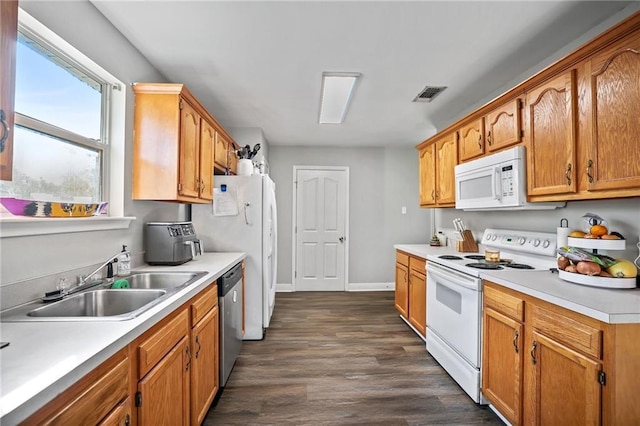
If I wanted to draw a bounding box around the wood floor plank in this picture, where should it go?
[204,291,502,425]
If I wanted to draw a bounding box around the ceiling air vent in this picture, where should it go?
[412,86,447,103]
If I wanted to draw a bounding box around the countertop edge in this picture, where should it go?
[0,252,246,424]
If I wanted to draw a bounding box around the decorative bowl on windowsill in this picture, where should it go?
[0,197,108,217]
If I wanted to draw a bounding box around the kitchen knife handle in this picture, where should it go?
[513,330,519,353]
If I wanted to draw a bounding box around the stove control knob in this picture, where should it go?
[533,239,541,247]
[492,235,498,241]
[518,237,526,245]
[485,233,492,241]
[542,240,550,248]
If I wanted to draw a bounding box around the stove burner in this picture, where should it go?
[504,263,535,270]
[465,255,485,260]
[439,255,463,260]
[465,262,504,270]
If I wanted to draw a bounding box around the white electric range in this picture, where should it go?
[424,228,557,404]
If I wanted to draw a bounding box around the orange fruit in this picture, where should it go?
[568,230,586,238]
[601,234,621,240]
[589,224,608,236]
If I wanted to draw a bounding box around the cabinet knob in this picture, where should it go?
[565,163,572,186]
[530,340,538,364]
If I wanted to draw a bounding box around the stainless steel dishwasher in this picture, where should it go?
[218,262,243,386]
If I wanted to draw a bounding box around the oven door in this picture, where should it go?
[426,262,482,367]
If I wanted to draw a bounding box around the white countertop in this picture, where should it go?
[0,252,245,425]
[394,244,640,324]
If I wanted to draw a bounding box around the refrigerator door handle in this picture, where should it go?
[244,202,252,226]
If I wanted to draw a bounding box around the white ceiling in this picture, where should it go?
[91,1,632,148]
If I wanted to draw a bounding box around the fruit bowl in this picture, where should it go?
[0,197,108,217]
[567,236,626,250]
[558,270,637,289]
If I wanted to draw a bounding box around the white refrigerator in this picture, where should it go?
[192,175,277,340]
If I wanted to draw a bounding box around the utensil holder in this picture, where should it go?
[456,230,479,252]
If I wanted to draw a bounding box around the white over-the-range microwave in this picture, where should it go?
[454,146,565,211]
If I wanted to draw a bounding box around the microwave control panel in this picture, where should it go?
[501,165,515,196]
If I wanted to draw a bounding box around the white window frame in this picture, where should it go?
[0,9,134,238]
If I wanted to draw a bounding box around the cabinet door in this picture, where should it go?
[179,100,201,198]
[482,308,523,425]
[99,397,131,426]
[585,33,640,191]
[526,71,577,197]
[486,99,522,152]
[526,331,601,425]
[394,262,409,317]
[199,120,215,201]
[418,143,436,206]
[435,133,458,205]
[138,336,190,426]
[228,141,238,175]
[0,0,17,181]
[459,118,484,162]
[408,270,426,336]
[191,306,219,426]
[214,132,228,171]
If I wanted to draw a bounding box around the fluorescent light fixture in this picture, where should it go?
[318,72,360,124]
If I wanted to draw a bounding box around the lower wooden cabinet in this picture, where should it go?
[190,286,220,426]
[22,350,130,426]
[394,250,426,338]
[482,281,640,425]
[98,397,132,426]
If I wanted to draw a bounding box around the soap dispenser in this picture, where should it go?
[117,245,131,276]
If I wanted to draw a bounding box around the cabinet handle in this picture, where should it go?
[487,130,492,146]
[530,340,537,365]
[478,134,482,150]
[513,330,519,353]
[200,179,205,194]
[431,190,436,201]
[125,413,131,426]
[185,345,191,371]
[565,163,572,186]
[586,159,594,183]
[0,109,9,153]
[195,335,201,359]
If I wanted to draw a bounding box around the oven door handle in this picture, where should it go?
[427,264,480,291]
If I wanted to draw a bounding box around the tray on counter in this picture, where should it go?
[558,270,637,289]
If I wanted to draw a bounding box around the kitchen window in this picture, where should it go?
[0,9,132,237]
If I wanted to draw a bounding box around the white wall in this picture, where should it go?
[0,1,183,306]
[269,146,431,285]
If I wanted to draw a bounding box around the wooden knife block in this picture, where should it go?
[456,230,479,253]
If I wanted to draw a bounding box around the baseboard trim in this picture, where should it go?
[276,282,395,292]
[276,283,294,292]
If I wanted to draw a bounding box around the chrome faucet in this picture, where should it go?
[43,250,122,302]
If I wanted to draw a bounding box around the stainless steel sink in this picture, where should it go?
[0,271,209,322]
[27,289,167,318]
[124,271,206,290]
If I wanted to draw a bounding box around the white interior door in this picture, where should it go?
[294,167,348,291]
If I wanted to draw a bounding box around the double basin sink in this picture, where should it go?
[1,271,207,322]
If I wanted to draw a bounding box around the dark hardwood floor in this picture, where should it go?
[204,291,502,425]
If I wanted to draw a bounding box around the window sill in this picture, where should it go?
[0,216,136,238]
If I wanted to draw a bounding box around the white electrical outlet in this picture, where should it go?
[401,206,407,214]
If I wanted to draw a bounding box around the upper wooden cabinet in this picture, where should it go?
[214,132,238,175]
[133,83,237,203]
[485,99,523,152]
[581,31,640,193]
[0,0,17,182]
[417,12,640,204]
[418,132,458,207]
[526,70,578,197]
[458,118,485,162]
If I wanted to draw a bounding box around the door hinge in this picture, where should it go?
[518,99,523,109]
[598,371,606,386]
[135,391,142,407]
[179,100,184,110]
[520,129,524,138]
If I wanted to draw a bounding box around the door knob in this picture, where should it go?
[339,236,345,243]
